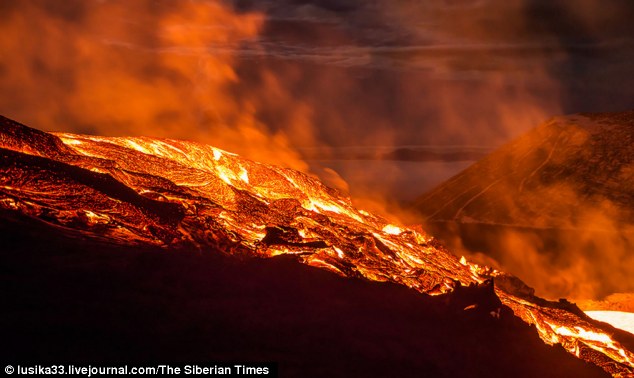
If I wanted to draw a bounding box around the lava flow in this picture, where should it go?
[0,115,632,376]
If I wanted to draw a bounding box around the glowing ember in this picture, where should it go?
[0,116,632,376]
[382,224,403,235]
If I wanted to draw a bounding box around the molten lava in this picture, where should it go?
[0,115,632,376]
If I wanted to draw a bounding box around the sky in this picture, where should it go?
[1,0,633,198]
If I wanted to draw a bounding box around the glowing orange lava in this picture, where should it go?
[0,117,632,376]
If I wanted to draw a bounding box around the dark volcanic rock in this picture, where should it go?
[0,217,609,378]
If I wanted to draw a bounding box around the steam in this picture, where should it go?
[0,0,310,171]
[417,119,634,301]
[2,1,631,167]
[468,220,634,301]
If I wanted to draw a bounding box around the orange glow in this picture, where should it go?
[0,1,316,174]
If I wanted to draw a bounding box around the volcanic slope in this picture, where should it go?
[413,111,634,228]
[0,115,633,376]
[412,112,634,300]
